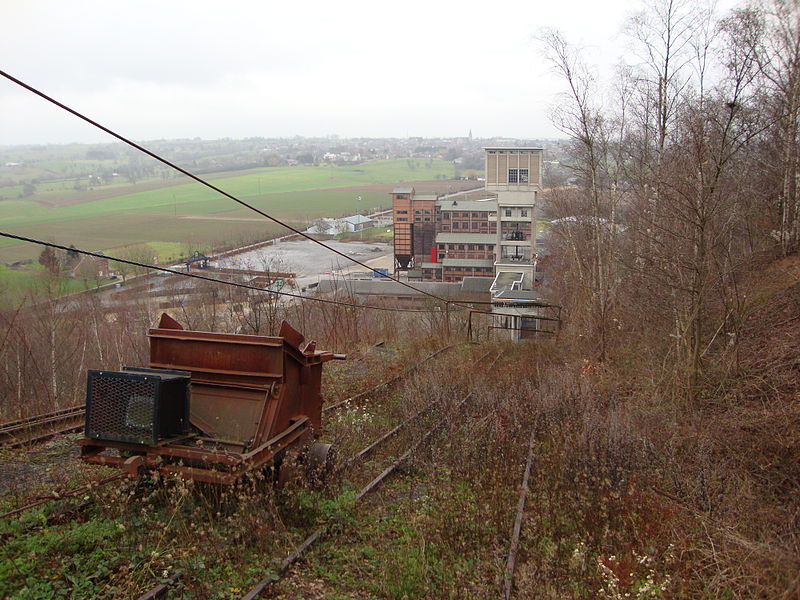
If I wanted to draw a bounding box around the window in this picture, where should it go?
[505,209,512,217]
[442,213,450,219]
[472,212,479,217]
[472,222,478,229]
[521,209,528,217]
[424,217,430,222]
[453,222,459,229]
[508,168,529,183]
[397,210,408,214]
[396,217,408,222]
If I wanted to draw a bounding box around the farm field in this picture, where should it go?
[0,158,470,265]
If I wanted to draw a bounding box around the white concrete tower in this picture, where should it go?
[484,147,543,291]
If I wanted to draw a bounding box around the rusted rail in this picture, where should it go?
[322,344,457,413]
[237,350,503,600]
[0,473,125,520]
[0,405,85,449]
[240,394,477,599]
[136,348,498,600]
[502,428,537,600]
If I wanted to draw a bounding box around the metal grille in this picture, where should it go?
[86,373,159,444]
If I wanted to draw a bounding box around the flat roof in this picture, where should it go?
[493,289,541,301]
[392,186,415,194]
[461,276,494,292]
[490,270,525,292]
[435,233,497,244]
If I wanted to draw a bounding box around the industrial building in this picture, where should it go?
[392,146,542,290]
[312,146,554,340]
[389,146,553,340]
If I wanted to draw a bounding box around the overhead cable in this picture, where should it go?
[0,68,470,309]
[0,232,460,314]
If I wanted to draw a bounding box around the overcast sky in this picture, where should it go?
[0,0,739,145]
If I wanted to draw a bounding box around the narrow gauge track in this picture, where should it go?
[0,473,125,520]
[322,343,457,413]
[238,349,502,600]
[0,405,84,449]
[502,428,537,600]
[135,348,498,600]
[0,344,455,524]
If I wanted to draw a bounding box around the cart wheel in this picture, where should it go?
[306,443,336,485]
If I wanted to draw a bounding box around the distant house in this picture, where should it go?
[72,255,110,280]
[341,214,374,232]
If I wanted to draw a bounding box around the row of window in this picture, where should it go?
[452,222,483,229]
[442,212,485,218]
[439,243,493,251]
[398,208,528,218]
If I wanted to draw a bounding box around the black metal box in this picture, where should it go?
[85,368,190,445]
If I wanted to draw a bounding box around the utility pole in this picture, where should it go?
[357,195,362,241]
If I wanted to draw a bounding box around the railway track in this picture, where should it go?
[236,349,502,600]
[322,343,457,413]
[1,343,487,597]
[135,348,500,600]
[0,405,84,449]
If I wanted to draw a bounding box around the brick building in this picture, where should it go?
[392,147,543,286]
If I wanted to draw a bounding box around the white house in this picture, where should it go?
[341,214,374,232]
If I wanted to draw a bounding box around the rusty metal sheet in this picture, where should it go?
[149,328,285,385]
[189,383,269,445]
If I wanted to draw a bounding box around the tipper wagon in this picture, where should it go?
[79,314,344,484]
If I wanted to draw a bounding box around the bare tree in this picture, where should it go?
[538,28,624,361]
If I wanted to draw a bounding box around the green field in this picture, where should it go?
[0,158,457,265]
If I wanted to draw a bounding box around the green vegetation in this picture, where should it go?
[0,264,91,305]
[0,159,454,265]
[335,225,394,242]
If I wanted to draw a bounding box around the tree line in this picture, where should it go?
[540,0,800,400]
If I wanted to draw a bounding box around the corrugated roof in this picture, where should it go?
[435,233,497,244]
[316,278,463,298]
[419,262,442,269]
[461,277,494,292]
[342,214,373,224]
[442,258,495,267]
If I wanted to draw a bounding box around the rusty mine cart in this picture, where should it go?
[79,314,344,484]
